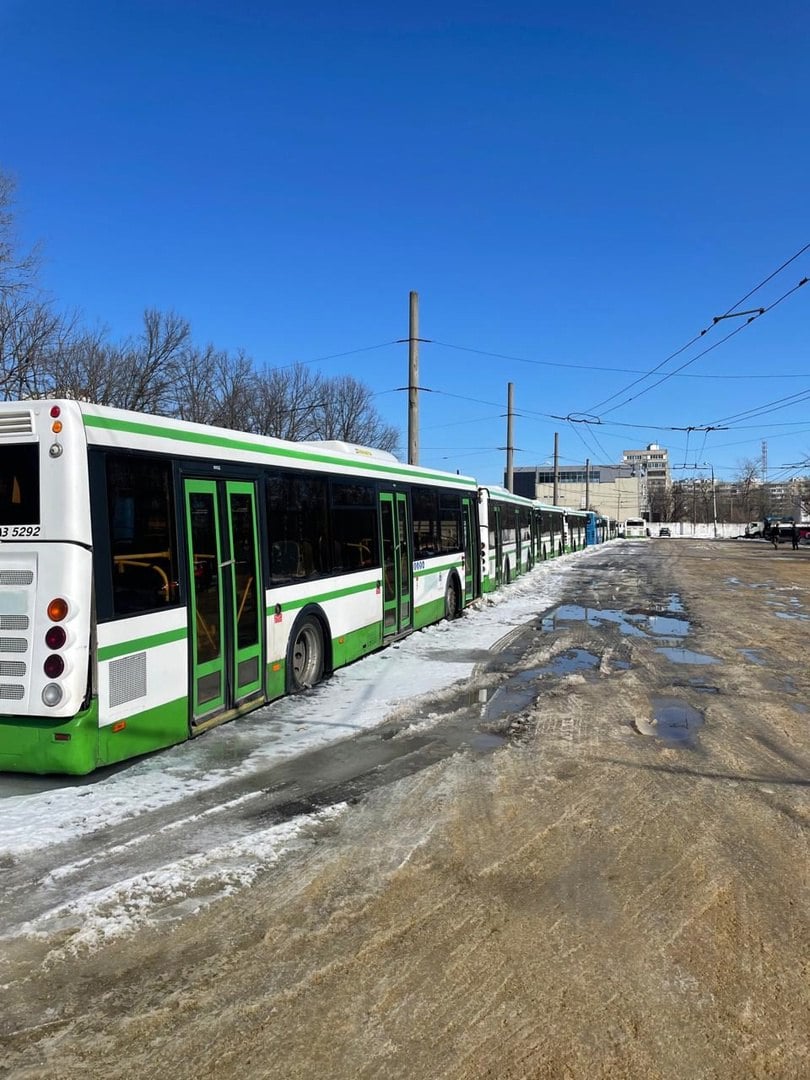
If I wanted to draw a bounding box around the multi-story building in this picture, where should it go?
[510,464,645,521]
[622,444,670,517]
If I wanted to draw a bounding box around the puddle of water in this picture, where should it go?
[541,604,689,640]
[667,594,685,612]
[740,648,767,666]
[635,696,704,743]
[611,659,632,671]
[793,703,809,715]
[543,649,600,676]
[484,681,539,723]
[480,650,601,723]
[774,611,810,622]
[656,648,720,665]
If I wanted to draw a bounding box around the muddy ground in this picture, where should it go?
[2,539,809,1079]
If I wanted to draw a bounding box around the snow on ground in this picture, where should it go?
[0,549,600,952]
[1,551,597,857]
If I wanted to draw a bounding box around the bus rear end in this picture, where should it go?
[0,402,96,774]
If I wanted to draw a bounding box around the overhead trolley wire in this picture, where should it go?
[581,242,810,416]
[588,274,809,420]
[426,339,807,379]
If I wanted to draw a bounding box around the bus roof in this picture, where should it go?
[15,399,479,491]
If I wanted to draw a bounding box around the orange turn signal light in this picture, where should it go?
[47,597,69,621]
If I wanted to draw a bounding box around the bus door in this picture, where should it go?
[184,479,264,725]
[379,491,412,638]
[462,496,477,602]
[490,505,503,586]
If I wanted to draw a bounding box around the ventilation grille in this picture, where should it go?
[0,615,29,630]
[0,412,33,437]
[0,684,24,700]
[109,652,147,708]
[0,661,26,677]
[0,638,27,653]
[0,571,34,586]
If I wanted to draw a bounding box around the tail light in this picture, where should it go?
[43,596,69,706]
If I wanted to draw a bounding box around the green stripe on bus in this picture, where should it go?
[83,414,478,489]
[414,561,462,578]
[268,578,379,615]
[98,626,188,662]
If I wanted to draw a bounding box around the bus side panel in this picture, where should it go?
[0,701,99,775]
[412,559,464,630]
[95,612,190,764]
[97,696,189,766]
[266,574,383,677]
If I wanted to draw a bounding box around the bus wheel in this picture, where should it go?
[287,616,324,691]
[444,578,460,620]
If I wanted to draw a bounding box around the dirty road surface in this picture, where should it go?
[2,539,809,1078]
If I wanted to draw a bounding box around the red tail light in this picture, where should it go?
[44,654,65,678]
[46,626,67,649]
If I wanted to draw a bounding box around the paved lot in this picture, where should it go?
[2,539,808,1079]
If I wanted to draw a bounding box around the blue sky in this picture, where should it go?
[3,0,809,486]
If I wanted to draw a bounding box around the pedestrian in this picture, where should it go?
[791,523,799,550]
[772,529,780,550]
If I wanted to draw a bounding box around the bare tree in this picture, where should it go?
[252,364,325,441]
[117,309,190,413]
[51,309,191,412]
[314,374,398,451]
[734,458,764,521]
[0,170,75,400]
[0,171,39,301]
[0,293,71,399]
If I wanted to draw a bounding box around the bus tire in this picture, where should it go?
[444,576,461,620]
[287,614,325,692]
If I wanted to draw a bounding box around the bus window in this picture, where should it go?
[266,472,330,583]
[439,492,462,553]
[330,480,379,571]
[412,486,440,558]
[106,455,178,616]
[0,444,39,525]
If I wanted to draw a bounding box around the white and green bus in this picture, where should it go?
[0,401,481,775]
[478,486,538,591]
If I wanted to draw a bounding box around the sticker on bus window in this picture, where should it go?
[0,525,41,539]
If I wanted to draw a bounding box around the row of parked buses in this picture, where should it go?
[0,401,616,774]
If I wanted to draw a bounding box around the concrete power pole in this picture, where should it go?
[407,291,419,466]
[585,457,590,510]
[506,382,514,492]
[553,432,560,506]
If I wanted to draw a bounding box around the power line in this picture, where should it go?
[426,339,808,379]
[582,244,810,415]
[269,340,399,372]
[708,386,810,426]
[595,276,808,418]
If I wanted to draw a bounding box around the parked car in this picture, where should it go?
[659,527,671,537]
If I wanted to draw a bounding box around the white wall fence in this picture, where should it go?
[647,522,750,539]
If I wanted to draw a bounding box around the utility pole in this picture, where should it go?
[505,382,514,492]
[553,432,559,506]
[711,464,718,538]
[585,458,590,511]
[408,291,419,465]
